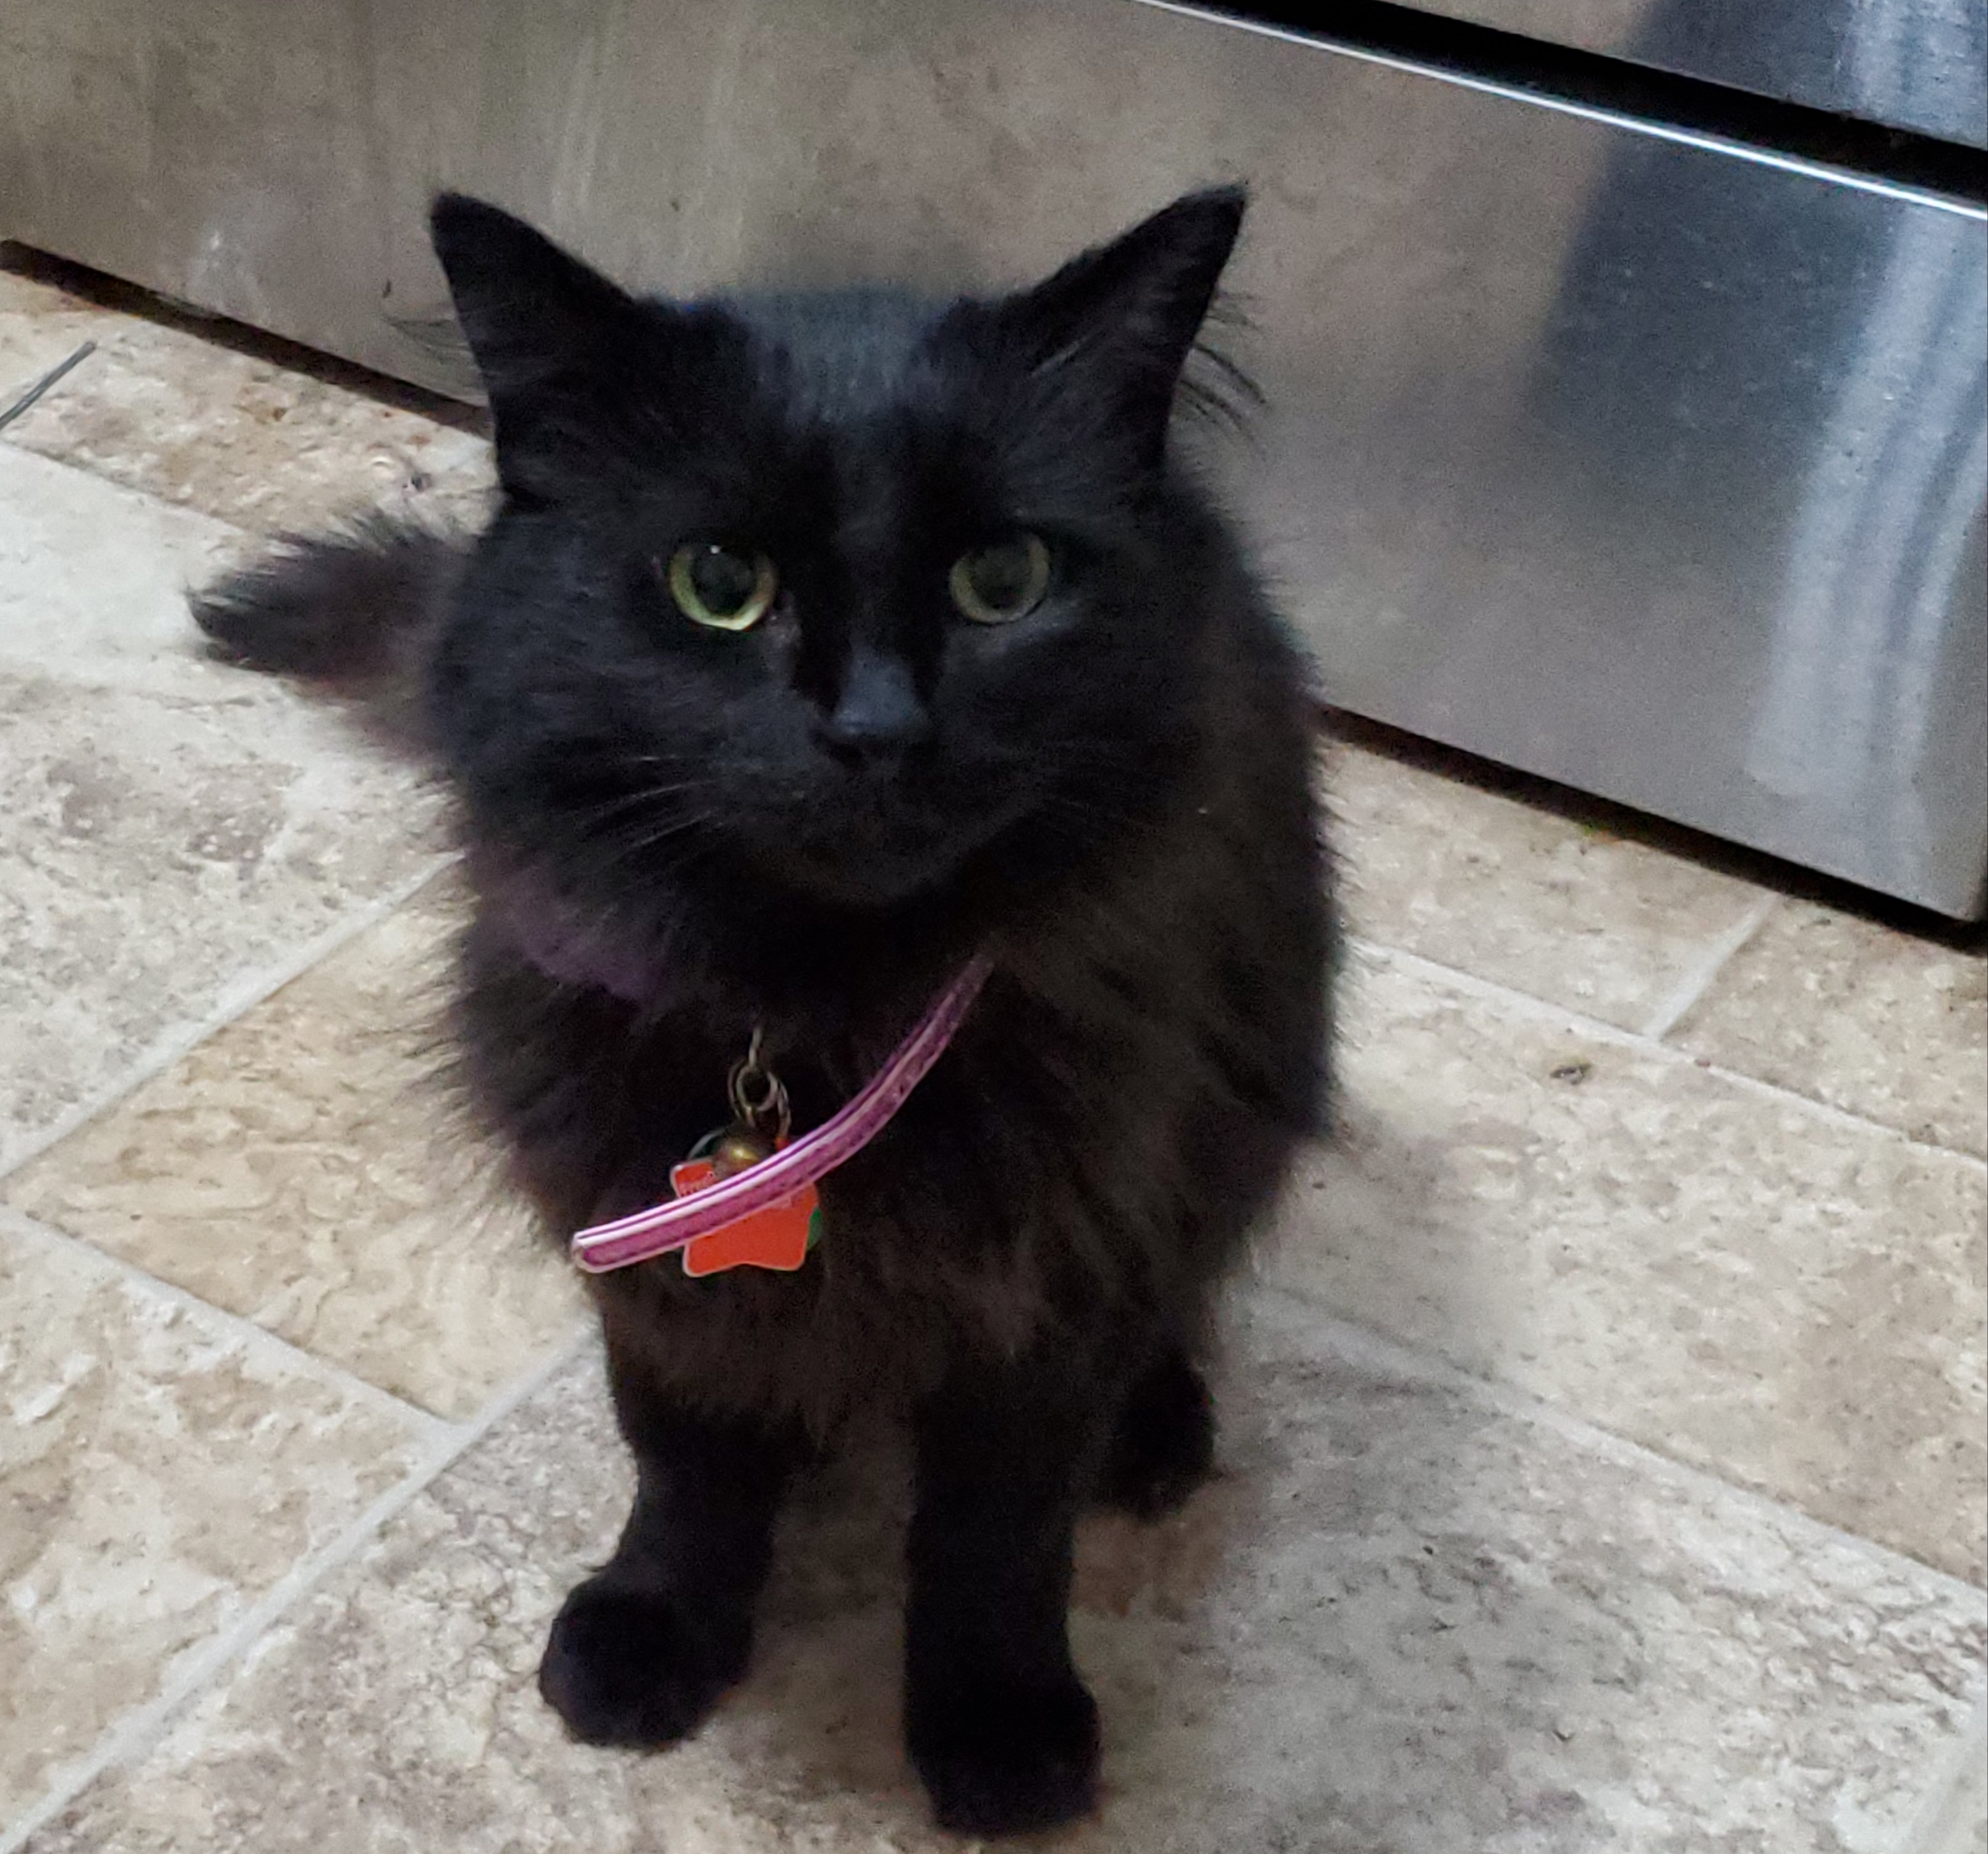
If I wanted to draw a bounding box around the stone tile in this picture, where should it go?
[0,436,249,697]
[0,1212,432,1834]
[0,266,493,535]
[0,445,446,1170]
[1265,945,1988,1583]
[1328,742,1772,1032]
[28,1292,1987,1854]
[1906,1699,1987,1854]
[1673,900,1988,1160]
[4,888,586,1421]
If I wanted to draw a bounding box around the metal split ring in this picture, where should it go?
[728,1027,791,1140]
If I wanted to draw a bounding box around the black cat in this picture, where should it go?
[193,187,1335,1837]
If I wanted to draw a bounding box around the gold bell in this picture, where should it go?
[709,1126,776,1180]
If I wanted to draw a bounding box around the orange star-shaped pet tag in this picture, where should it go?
[668,1152,821,1277]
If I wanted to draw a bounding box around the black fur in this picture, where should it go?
[191,188,1335,1837]
[192,511,458,754]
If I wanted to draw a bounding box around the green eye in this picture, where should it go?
[949,533,1051,625]
[665,543,778,631]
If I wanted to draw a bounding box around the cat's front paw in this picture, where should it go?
[538,1573,746,1749]
[907,1669,1101,1837]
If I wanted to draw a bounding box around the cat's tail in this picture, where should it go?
[190,512,464,754]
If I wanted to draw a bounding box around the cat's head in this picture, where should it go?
[429,187,1247,915]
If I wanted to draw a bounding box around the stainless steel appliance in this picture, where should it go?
[4,0,1984,914]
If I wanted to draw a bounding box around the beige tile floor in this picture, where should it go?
[1,254,1983,1854]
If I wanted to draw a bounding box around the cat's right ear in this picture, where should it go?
[429,194,649,501]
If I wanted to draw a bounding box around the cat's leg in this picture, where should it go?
[539,1327,801,1749]
[1095,1340,1216,1518]
[903,1354,1111,1835]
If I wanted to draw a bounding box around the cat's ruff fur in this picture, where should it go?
[192,187,1336,1839]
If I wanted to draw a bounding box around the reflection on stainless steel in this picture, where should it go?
[1409,0,1988,148]
[1747,213,1988,901]
[1,0,1982,912]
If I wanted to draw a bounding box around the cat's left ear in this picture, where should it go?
[990,185,1247,468]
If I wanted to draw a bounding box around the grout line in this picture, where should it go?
[1637,893,1779,1042]
[0,853,458,1188]
[1249,1280,1988,1608]
[0,1327,592,1854]
[1347,933,1988,1172]
[1895,1688,1988,1854]
[0,1206,451,1444]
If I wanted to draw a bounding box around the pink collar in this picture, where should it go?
[570,954,994,1274]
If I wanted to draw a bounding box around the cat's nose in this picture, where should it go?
[816,648,931,769]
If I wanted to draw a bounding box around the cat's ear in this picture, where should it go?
[429,194,652,500]
[992,186,1247,467]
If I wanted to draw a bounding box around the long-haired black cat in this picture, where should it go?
[193,187,1334,1837]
